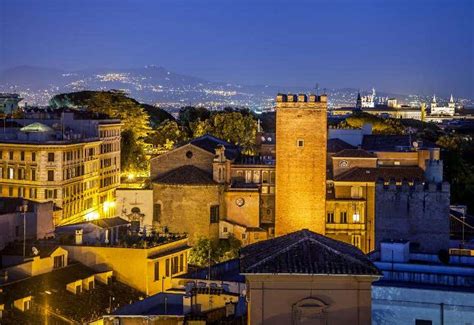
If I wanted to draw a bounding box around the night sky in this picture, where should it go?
[1,0,473,97]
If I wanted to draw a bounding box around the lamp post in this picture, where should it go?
[20,201,28,258]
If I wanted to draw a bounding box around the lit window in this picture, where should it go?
[8,167,14,179]
[394,161,400,166]
[353,213,360,223]
[297,139,304,147]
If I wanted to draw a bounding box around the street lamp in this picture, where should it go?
[20,201,28,258]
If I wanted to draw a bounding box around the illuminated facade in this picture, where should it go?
[0,110,121,225]
[148,93,448,254]
[275,93,328,236]
[430,94,456,116]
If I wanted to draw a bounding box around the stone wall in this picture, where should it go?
[375,180,450,253]
[153,183,222,243]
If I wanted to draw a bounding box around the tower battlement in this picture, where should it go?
[276,93,327,107]
[376,179,450,193]
[375,179,450,253]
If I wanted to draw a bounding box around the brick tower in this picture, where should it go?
[275,93,327,236]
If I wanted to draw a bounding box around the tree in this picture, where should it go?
[190,111,258,154]
[340,112,405,134]
[178,106,211,136]
[50,91,152,173]
[188,236,242,267]
[121,130,148,173]
[148,120,187,150]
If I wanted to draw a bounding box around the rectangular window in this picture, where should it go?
[53,255,65,268]
[18,168,24,180]
[153,203,161,223]
[165,259,170,277]
[48,170,54,181]
[172,256,179,275]
[8,167,14,179]
[48,153,55,162]
[415,320,432,325]
[20,151,25,161]
[9,151,13,160]
[24,300,30,311]
[9,187,13,196]
[210,205,219,223]
[76,285,82,294]
[31,169,36,181]
[351,186,363,198]
[154,261,160,281]
[326,212,335,223]
[340,211,347,223]
[297,139,304,147]
[31,152,36,161]
[179,254,184,272]
[351,235,361,249]
[353,213,360,223]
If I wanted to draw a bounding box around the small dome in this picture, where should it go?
[20,122,54,133]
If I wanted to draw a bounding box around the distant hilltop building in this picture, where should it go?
[430,94,456,116]
[336,90,423,120]
[0,93,23,114]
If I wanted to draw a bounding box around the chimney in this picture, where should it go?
[75,229,83,245]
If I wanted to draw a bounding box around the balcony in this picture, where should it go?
[325,223,366,231]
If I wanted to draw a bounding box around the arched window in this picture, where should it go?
[292,297,328,325]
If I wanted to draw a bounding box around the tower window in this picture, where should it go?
[186,151,193,159]
[297,139,304,147]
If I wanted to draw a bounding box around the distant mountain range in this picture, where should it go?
[0,65,468,111]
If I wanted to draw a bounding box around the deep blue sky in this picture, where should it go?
[1,0,473,97]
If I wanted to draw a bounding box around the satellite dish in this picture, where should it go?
[412,141,419,148]
[31,247,39,256]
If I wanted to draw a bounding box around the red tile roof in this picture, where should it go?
[153,165,217,185]
[332,149,376,158]
[240,229,380,275]
[334,167,424,182]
